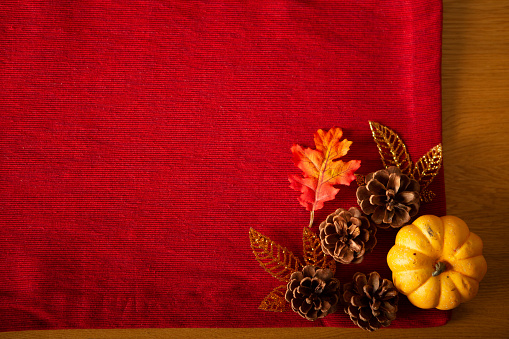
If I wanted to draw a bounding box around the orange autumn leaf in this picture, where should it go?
[289,127,361,220]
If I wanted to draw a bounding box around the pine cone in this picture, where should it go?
[284,265,340,321]
[318,207,377,264]
[356,166,420,228]
[343,272,399,332]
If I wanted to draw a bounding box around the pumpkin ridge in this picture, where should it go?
[437,274,462,309]
[402,283,423,296]
[448,272,480,303]
[407,276,440,308]
[417,222,443,252]
[446,272,463,301]
[451,231,484,260]
[450,255,488,282]
[392,268,435,295]
[442,221,446,251]
[392,268,431,273]
[455,230,470,251]
[396,272,431,296]
[437,276,443,307]
[451,254,481,262]
[394,225,436,257]
[387,245,436,272]
[397,246,430,258]
[445,229,471,258]
[441,215,472,258]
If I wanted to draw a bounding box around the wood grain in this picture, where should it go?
[2,0,508,338]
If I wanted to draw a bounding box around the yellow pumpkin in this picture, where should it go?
[387,215,487,310]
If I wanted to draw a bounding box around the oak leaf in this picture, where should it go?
[289,127,361,226]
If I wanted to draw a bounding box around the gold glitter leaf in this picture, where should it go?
[354,173,366,186]
[420,189,437,203]
[369,121,413,175]
[302,227,336,274]
[258,285,290,312]
[412,144,443,191]
[249,228,303,282]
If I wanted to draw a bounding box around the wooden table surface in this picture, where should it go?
[2,0,508,338]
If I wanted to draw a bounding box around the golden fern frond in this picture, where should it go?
[369,121,413,175]
[412,143,443,191]
[302,227,336,274]
[420,189,436,203]
[354,173,366,186]
[258,285,290,312]
[249,228,303,282]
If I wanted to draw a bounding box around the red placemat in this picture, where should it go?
[0,0,448,331]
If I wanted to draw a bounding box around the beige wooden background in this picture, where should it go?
[1,0,508,338]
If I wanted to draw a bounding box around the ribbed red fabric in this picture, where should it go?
[0,0,448,331]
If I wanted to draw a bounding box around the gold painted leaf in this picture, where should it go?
[302,227,336,274]
[258,285,290,312]
[412,144,443,191]
[249,228,303,282]
[420,189,436,203]
[354,173,366,186]
[369,121,413,175]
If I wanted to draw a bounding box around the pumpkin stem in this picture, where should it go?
[432,262,447,277]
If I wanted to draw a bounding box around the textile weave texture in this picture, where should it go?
[0,0,448,331]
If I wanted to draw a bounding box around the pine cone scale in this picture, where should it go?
[387,173,400,191]
[321,300,331,312]
[297,285,311,296]
[356,185,370,200]
[368,272,380,291]
[348,223,361,237]
[381,301,397,313]
[400,193,419,206]
[362,285,373,299]
[394,207,411,225]
[366,179,385,195]
[348,239,362,252]
[371,300,381,311]
[368,318,381,331]
[338,247,354,263]
[325,233,340,245]
[382,290,398,300]
[346,304,359,317]
[300,301,313,314]
[371,206,385,224]
[351,295,368,307]
[315,269,333,281]
[359,307,373,322]
[373,170,389,183]
[383,209,394,224]
[369,195,387,206]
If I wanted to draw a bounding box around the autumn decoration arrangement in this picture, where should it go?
[249,121,487,331]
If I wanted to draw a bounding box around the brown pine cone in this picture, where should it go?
[319,207,377,264]
[284,265,340,321]
[343,272,399,332]
[356,166,420,228]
